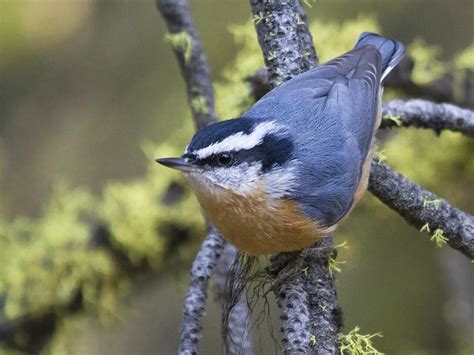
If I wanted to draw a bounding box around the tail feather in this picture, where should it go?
[355,32,405,81]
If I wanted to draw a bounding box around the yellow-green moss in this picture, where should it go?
[164,31,193,64]
[338,326,383,355]
[190,95,210,116]
[407,39,446,85]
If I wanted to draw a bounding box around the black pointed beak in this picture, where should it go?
[155,157,198,172]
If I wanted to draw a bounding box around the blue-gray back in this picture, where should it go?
[243,33,404,227]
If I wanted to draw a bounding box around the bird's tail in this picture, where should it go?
[355,32,405,81]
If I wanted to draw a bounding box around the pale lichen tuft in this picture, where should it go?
[164,31,193,64]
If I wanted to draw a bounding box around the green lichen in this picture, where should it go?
[310,334,317,346]
[295,13,305,25]
[267,51,277,61]
[164,31,193,64]
[328,257,346,277]
[328,241,349,277]
[454,44,474,70]
[420,223,430,233]
[302,0,316,8]
[338,326,383,355]
[422,196,442,209]
[430,229,448,248]
[335,241,349,250]
[252,11,266,25]
[383,114,402,127]
[374,149,387,163]
[419,224,448,248]
[190,95,210,116]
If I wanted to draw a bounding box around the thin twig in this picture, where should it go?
[179,228,225,354]
[156,0,216,129]
[250,1,342,354]
[381,99,474,137]
[157,1,253,353]
[369,161,474,259]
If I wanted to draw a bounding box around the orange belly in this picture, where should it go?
[188,181,334,256]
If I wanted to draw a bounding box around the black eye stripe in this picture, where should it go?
[193,153,235,167]
[187,134,293,171]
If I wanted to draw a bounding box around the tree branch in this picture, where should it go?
[381,99,474,138]
[369,161,474,259]
[250,0,318,87]
[156,0,216,129]
[179,228,225,354]
[251,1,342,354]
[268,237,342,354]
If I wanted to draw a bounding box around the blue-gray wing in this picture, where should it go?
[243,46,384,227]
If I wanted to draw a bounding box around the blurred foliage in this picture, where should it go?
[407,39,447,85]
[0,5,473,355]
[0,136,204,352]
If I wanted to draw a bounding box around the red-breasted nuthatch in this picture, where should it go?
[157,33,405,256]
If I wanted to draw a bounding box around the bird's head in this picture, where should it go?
[156,117,297,198]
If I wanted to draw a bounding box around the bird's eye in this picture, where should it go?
[217,152,233,166]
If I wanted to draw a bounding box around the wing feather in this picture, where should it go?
[243,46,383,227]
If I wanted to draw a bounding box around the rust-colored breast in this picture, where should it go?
[188,180,333,256]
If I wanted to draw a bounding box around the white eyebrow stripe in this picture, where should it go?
[193,121,283,159]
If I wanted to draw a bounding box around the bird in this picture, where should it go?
[157,33,405,256]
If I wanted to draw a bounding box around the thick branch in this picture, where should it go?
[369,161,474,259]
[251,0,318,86]
[179,228,225,354]
[251,1,341,354]
[156,0,216,129]
[269,237,342,354]
[381,99,474,137]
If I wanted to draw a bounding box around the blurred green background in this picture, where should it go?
[0,0,473,354]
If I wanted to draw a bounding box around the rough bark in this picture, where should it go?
[179,228,225,354]
[381,99,474,137]
[156,0,216,130]
[250,0,318,87]
[369,161,474,259]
